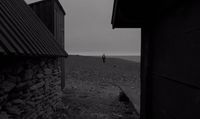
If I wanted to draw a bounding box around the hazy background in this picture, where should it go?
[25,0,141,56]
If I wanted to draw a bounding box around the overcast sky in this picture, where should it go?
[25,0,141,56]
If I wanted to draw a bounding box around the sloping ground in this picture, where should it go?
[53,55,140,119]
[109,56,140,63]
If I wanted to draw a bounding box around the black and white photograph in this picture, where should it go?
[1,0,200,119]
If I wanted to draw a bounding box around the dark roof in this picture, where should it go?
[29,0,66,15]
[111,0,146,28]
[111,0,184,28]
[0,0,67,57]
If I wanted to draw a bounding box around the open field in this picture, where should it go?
[53,55,140,119]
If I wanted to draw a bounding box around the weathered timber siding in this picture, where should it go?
[146,1,200,119]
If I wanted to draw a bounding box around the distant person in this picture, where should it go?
[102,54,106,63]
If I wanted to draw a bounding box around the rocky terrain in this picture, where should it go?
[53,55,140,119]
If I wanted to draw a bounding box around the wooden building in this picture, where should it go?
[29,0,66,89]
[112,0,200,119]
[0,0,67,118]
[29,0,65,48]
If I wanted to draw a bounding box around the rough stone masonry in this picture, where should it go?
[0,57,63,119]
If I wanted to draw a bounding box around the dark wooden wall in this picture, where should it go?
[29,1,54,34]
[144,1,200,118]
[53,2,65,48]
[52,1,66,90]
[111,0,200,118]
[29,0,65,47]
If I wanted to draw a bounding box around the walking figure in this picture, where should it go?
[102,54,106,63]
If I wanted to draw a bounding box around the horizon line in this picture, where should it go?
[68,52,141,56]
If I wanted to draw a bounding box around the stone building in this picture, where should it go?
[0,0,67,118]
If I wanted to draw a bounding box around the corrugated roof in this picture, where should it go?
[0,0,68,57]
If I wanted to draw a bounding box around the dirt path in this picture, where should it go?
[52,56,140,119]
[61,80,138,119]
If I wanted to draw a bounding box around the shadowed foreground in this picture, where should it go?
[53,55,140,119]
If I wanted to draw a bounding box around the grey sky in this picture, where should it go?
[25,0,141,56]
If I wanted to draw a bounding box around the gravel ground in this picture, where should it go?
[52,55,140,119]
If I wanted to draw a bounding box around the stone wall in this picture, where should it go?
[0,57,62,119]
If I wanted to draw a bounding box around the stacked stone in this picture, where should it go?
[0,58,62,119]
